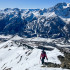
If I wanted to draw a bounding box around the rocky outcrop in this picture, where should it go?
[58,52,70,69]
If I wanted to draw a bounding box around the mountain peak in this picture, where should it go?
[0,3,70,39]
[54,2,67,9]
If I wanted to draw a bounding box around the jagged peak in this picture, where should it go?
[54,2,70,9]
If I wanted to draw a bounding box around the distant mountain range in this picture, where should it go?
[0,2,70,40]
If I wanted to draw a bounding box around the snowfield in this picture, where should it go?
[0,36,69,70]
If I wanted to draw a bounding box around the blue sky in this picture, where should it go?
[0,0,70,9]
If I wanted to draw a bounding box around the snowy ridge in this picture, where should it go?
[0,39,67,70]
[0,34,70,70]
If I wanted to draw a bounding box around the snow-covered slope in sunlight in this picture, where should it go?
[0,40,69,70]
[10,35,23,40]
[0,35,12,39]
[43,12,57,18]
[24,37,55,43]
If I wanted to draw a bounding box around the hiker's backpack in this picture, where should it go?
[41,51,46,59]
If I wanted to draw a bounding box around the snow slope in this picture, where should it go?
[0,38,69,70]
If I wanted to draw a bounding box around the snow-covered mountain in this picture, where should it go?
[0,35,70,70]
[0,2,70,40]
[0,3,70,70]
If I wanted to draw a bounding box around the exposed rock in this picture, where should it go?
[58,52,70,69]
[44,62,60,68]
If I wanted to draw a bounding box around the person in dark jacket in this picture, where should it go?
[40,49,48,64]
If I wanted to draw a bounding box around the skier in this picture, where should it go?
[40,48,48,64]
